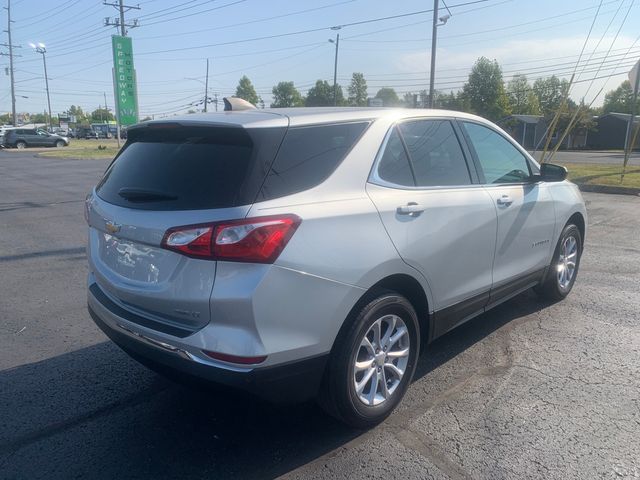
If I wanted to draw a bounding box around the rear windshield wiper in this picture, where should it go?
[117,187,178,202]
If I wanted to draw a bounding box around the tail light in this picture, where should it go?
[161,214,301,263]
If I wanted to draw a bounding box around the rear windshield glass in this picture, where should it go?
[96,125,285,210]
[257,122,369,200]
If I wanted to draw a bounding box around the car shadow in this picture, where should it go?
[0,290,552,479]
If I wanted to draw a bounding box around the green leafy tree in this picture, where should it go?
[235,75,259,105]
[507,74,541,115]
[532,75,569,116]
[602,80,640,114]
[403,92,418,108]
[305,80,344,106]
[67,105,89,124]
[271,81,304,107]
[462,57,511,121]
[374,87,400,106]
[90,108,115,122]
[348,72,368,106]
[436,91,469,112]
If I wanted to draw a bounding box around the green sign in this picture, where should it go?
[111,35,138,126]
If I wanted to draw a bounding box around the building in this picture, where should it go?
[503,115,547,149]
[587,112,640,150]
[504,114,590,150]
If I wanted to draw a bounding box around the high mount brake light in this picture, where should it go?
[161,214,301,263]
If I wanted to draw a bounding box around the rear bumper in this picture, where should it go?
[88,287,328,403]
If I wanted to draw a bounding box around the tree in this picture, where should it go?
[67,105,89,124]
[271,81,304,107]
[462,57,511,121]
[235,75,259,105]
[602,80,640,114]
[532,75,569,116]
[90,108,115,122]
[348,72,368,106]
[437,91,469,112]
[374,87,400,106]
[305,80,344,106]
[507,74,541,115]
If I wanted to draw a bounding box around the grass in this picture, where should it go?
[37,138,122,160]
[557,162,640,189]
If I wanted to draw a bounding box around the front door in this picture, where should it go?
[367,119,497,327]
[460,121,556,304]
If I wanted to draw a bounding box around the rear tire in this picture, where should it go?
[535,223,582,301]
[319,291,419,428]
[16,141,26,149]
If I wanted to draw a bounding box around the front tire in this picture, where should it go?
[536,223,582,301]
[16,141,26,149]
[319,291,419,428]
[55,140,65,148]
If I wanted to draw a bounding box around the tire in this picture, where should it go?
[319,291,420,428]
[16,141,26,149]
[55,140,65,148]
[535,223,582,301]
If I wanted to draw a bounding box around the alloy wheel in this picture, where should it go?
[352,314,410,407]
[557,235,578,290]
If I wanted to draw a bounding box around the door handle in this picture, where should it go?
[496,195,513,206]
[397,202,425,216]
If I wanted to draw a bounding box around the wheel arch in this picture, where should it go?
[567,211,586,243]
[331,273,432,355]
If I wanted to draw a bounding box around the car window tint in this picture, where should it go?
[399,120,470,186]
[259,122,369,200]
[96,125,285,210]
[463,122,531,184]
[376,127,415,186]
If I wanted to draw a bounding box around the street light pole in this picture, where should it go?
[31,43,53,131]
[329,27,341,106]
[428,0,439,108]
[204,58,209,113]
[427,1,452,109]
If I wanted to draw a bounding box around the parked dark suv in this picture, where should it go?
[3,128,69,149]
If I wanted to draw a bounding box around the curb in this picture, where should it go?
[576,183,640,196]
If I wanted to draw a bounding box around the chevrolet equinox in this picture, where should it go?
[86,105,586,427]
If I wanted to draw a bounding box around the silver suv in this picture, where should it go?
[86,107,586,427]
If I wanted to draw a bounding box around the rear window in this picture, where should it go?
[257,122,369,200]
[96,125,285,210]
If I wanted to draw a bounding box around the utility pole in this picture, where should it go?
[329,29,341,106]
[204,58,209,113]
[103,0,140,36]
[2,0,17,125]
[103,91,109,120]
[428,0,439,108]
[622,59,640,181]
[214,92,218,112]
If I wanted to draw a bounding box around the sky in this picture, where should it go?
[2,0,639,119]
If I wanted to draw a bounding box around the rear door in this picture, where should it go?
[87,122,286,331]
[459,120,556,303]
[367,119,497,328]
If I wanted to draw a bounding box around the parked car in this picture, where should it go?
[3,128,69,148]
[75,126,99,139]
[85,106,586,427]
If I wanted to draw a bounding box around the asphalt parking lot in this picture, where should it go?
[1,151,639,479]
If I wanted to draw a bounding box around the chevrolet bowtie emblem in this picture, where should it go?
[105,221,122,234]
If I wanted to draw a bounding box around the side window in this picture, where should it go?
[376,127,415,186]
[398,120,471,186]
[259,122,369,200]
[463,122,531,184]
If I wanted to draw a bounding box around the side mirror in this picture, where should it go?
[540,163,567,182]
